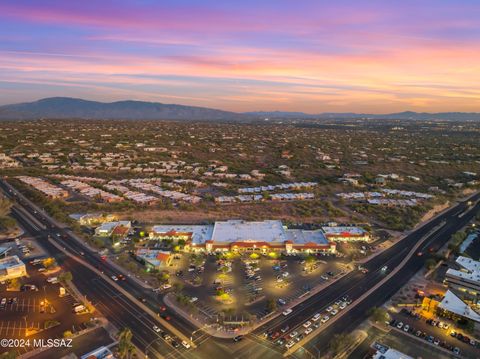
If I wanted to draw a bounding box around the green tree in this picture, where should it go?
[59,271,73,282]
[0,197,12,217]
[425,258,437,270]
[0,351,17,359]
[118,328,135,359]
[328,333,354,356]
[368,307,389,323]
[266,298,277,313]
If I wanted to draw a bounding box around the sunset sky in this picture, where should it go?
[1,0,479,113]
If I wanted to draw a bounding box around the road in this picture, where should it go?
[248,194,480,357]
[2,177,479,359]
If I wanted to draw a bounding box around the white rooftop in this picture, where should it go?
[211,220,287,243]
[96,221,130,232]
[456,255,480,273]
[285,229,329,245]
[151,224,214,245]
[438,290,480,323]
[0,255,24,270]
[373,348,413,359]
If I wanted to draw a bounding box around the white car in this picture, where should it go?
[181,340,191,349]
[282,308,293,316]
[339,302,347,310]
[403,324,409,332]
[396,322,403,329]
[304,327,313,335]
[303,321,312,328]
[312,313,321,321]
[190,297,198,303]
[152,325,161,333]
[326,306,334,312]
[321,316,330,323]
[285,340,295,349]
[111,275,118,281]
[331,309,338,316]
[162,283,172,290]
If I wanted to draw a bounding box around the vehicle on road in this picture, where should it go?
[282,308,292,316]
[233,335,244,342]
[182,340,191,348]
[153,325,162,333]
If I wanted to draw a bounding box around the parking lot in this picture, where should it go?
[389,308,479,358]
[0,257,95,356]
[171,252,347,318]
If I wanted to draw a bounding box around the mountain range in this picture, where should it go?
[0,97,479,121]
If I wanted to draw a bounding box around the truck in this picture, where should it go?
[73,304,86,313]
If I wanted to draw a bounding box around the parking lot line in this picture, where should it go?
[11,321,16,336]
[5,321,10,336]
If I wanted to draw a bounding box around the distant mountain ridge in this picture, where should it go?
[0,97,246,121]
[0,97,479,121]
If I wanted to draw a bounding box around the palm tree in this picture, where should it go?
[117,328,135,359]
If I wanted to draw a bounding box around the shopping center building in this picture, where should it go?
[148,220,357,254]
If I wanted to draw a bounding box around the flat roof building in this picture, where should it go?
[0,255,27,281]
[445,256,480,295]
[95,221,131,237]
[135,249,172,270]
[438,290,480,324]
[321,226,370,241]
[149,219,337,254]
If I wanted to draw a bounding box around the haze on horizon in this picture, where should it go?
[1,0,479,114]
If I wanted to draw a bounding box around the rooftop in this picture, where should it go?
[285,229,329,245]
[0,255,24,270]
[211,220,287,243]
[151,224,214,245]
[321,226,367,236]
[438,290,480,323]
[372,348,413,359]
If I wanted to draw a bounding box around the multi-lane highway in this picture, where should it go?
[2,177,479,359]
[252,194,480,357]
